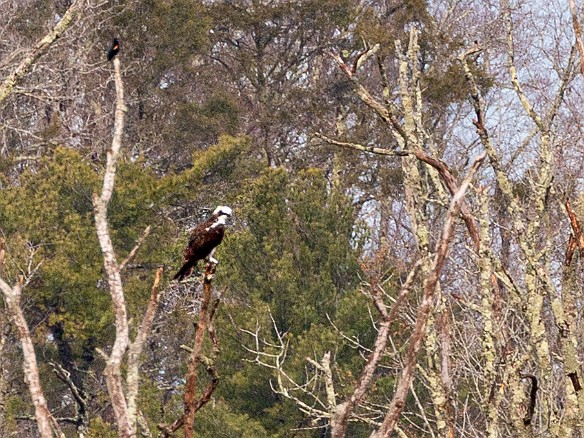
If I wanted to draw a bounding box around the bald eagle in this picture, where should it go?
[173,206,232,281]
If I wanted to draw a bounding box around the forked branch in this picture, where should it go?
[371,152,486,437]
[159,262,221,437]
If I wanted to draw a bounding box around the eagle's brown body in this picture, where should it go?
[173,206,231,281]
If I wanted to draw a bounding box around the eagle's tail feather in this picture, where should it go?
[173,262,196,281]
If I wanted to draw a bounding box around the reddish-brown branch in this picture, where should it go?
[183,262,216,437]
[192,359,219,414]
[565,234,578,266]
[160,263,220,437]
[188,297,222,418]
[412,149,481,252]
[158,417,184,437]
[564,200,584,265]
[568,0,584,76]
[331,261,421,437]
[371,152,486,437]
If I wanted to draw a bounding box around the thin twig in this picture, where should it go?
[120,226,152,272]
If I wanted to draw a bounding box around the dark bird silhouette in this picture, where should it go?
[173,206,232,281]
[107,38,120,61]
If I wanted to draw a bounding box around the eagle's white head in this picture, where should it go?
[209,205,232,228]
[213,205,232,217]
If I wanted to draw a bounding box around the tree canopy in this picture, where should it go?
[2,0,584,437]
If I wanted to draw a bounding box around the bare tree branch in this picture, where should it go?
[0,0,82,105]
[120,226,153,272]
[330,260,422,437]
[372,152,486,437]
[127,267,164,435]
[160,263,221,437]
[564,200,584,265]
[0,279,64,438]
[328,52,406,143]
[315,132,408,157]
[183,262,217,437]
[568,0,584,75]
[316,133,481,252]
[49,361,89,433]
[92,56,133,437]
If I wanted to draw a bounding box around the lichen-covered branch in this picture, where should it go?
[475,190,501,436]
[460,24,580,430]
[371,152,486,438]
[315,132,408,157]
[0,0,81,105]
[501,1,545,131]
[0,279,63,438]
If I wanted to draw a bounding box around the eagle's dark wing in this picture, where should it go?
[173,218,225,281]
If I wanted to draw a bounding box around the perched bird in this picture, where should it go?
[173,206,232,281]
[107,38,120,61]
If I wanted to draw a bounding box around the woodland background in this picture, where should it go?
[2,0,584,436]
